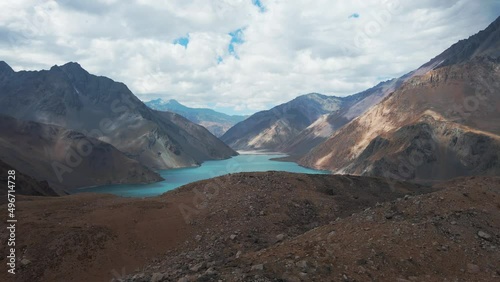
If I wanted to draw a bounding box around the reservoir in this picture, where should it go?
[75,154,329,197]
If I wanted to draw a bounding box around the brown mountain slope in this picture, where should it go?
[0,172,434,282]
[300,57,500,181]
[0,115,162,190]
[343,112,500,182]
[0,159,66,197]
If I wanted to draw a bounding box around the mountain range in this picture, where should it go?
[221,93,348,151]
[0,62,236,189]
[220,73,413,154]
[220,16,500,183]
[145,98,247,137]
[299,16,500,182]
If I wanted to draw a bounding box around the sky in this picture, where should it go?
[0,0,499,115]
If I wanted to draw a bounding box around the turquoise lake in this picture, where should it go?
[75,154,329,197]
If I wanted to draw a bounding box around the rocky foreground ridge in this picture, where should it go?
[1,172,498,282]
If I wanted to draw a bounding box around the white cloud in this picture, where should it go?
[0,0,499,114]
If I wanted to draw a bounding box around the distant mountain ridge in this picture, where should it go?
[280,78,407,155]
[220,82,410,153]
[220,93,351,151]
[146,98,247,137]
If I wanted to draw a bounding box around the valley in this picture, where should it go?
[0,3,499,282]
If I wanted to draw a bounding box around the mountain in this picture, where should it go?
[220,93,353,151]
[0,62,237,173]
[220,78,414,154]
[300,16,500,182]
[281,78,406,155]
[145,98,247,137]
[0,158,66,197]
[0,114,163,189]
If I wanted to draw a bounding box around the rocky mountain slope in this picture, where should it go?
[221,72,409,155]
[2,172,498,282]
[282,78,406,155]
[0,158,66,197]
[221,93,351,151]
[146,99,246,137]
[300,17,500,182]
[0,114,162,190]
[0,62,236,171]
[281,16,500,157]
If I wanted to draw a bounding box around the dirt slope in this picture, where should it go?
[0,172,433,282]
[129,176,500,282]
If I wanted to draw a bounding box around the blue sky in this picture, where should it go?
[173,36,189,48]
[228,28,245,58]
[252,0,265,13]
[0,0,499,115]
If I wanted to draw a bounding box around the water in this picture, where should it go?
[74,154,329,197]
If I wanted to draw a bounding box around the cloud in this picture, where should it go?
[0,0,499,115]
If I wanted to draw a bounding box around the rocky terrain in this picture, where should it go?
[0,62,236,172]
[300,17,500,182]
[221,93,348,151]
[0,114,163,190]
[1,172,498,282]
[146,99,246,137]
[281,78,406,156]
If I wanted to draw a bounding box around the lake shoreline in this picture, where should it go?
[74,154,328,197]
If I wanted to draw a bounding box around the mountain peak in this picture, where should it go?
[149,98,164,103]
[297,92,327,99]
[0,61,14,74]
[59,62,89,75]
[167,99,182,105]
[49,62,89,76]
